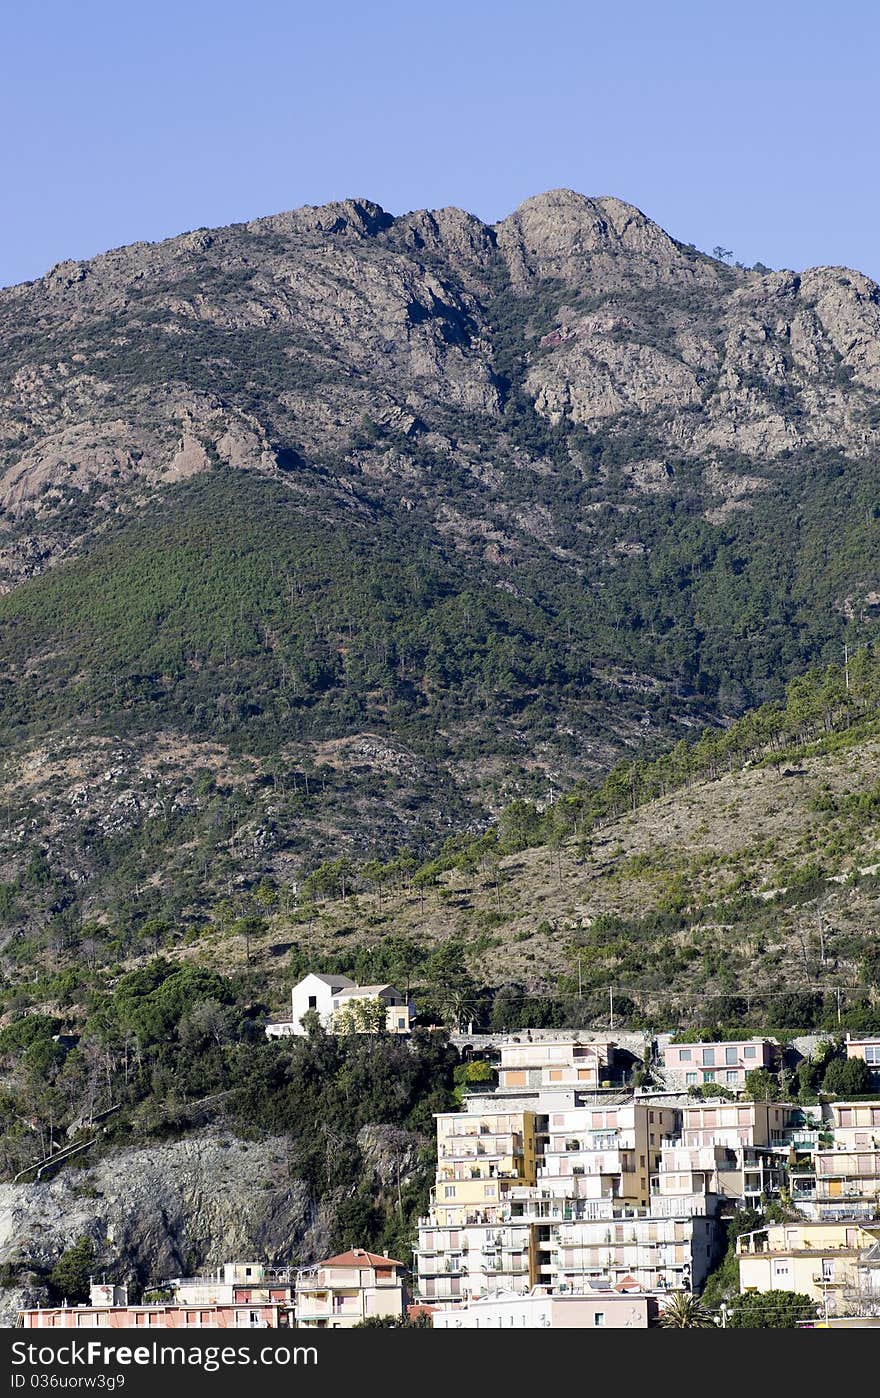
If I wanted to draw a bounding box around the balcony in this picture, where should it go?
[791,1181,816,1200]
[816,1184,880,1200]
[790,1133,820,1150]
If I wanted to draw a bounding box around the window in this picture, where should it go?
[744,1046,756,1060]
[685,1072,698,1085]
[703,1071,716,1082]
[484,1185,495,1197]
[865,1046,880,1066]
[726,1071,739,1085]
[594,1312,605,1327]
[444,1186,456,1198]
[725,1048,738,1066]
[308,995,317,1010]
[397,1018,406,1029]
[679,1049,691,1062]
[702,1049,715,1066]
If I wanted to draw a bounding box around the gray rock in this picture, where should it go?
[0,1132,329,1326]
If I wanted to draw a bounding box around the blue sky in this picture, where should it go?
[2,0,878,287]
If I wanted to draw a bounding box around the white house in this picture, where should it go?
[334,984,413,1034]
[265,973,413,1037]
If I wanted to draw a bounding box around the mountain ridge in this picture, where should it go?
[0,185,879,971]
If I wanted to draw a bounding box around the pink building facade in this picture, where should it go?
[661,1039,776,1092]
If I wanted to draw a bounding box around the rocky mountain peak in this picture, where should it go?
[249,196,395,241]
[494,187,722,291]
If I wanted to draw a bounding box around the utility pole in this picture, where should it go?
[609,986,614,1030]
[578,956,583,999]
[844,642,850,692]
[836,987,842,1027]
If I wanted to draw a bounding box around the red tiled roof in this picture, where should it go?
[320,1248,405,1269]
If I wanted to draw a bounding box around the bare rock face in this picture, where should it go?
[527,309,704,424]
[494,189,717,292]
[0,1133,328,1324]
[799,266,880,390]
[357,1123,425,1189]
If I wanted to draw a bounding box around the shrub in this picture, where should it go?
[728,1290,817,1328]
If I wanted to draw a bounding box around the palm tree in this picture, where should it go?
[441,985,481,1034]
[658,1291,716,1329]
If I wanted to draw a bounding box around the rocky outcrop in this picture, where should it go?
[2,187,879,591]
[0,1133,328,1324]
[0,1124,434,1326]
[357,1123,425,1189]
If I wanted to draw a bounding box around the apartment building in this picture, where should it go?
[414,1037,834,1309]
[16,1280,292,1329]
[417,1094,728,1303]
[544,1211,719,1294]
[416,1107,540,1303]
[159,1262,295,1307]
[540,1102,678,1209]
[415,1219,536,1304]
[417,1197,720,1303]
[294,1249,408,1328]
[844,1036,880,1087]
[813,1149,880,1219]
[432,1109,539,1227]
[827,1100,880,1149]
[679,1099,801,1150]
[661,1038,776,1092]
[497,1039,618,1093]
[737,1219,880,1312]
[801,1100,880,1220]
[431,1288,655,1328]
[651,1144,745,1214]
[653,1099,803,1207]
